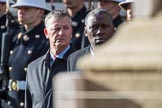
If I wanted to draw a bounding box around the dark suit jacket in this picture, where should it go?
[67,45,91,72]
[25,46,76,108]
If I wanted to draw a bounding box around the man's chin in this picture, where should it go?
[55,43,67,48]
[95,40,106,46]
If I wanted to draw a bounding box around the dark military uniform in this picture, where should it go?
[0,13,20,108]
[113,15,124,28]
[6,21,49,108]
[0,13,19,60]
[0,14,7,40]
[71,5,90,50]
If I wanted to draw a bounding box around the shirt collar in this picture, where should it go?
[50,45,70,60]
[90,45,95,58]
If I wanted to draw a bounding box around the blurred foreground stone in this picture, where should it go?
[53,0,162,108]
[53,72,162,108]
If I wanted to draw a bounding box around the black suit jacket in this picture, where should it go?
[67,45,91,72]
[25,46,76,108]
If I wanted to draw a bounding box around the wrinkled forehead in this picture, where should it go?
[97,0,119,6]
[98,0,123,2]
[47,16,71,27]
[89,14,103,21]
[0,2,5,4]
[86,13,111,26]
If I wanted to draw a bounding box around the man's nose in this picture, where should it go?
[58,28,64,35]
[96,27,103,34]
[18,8,25,14]
[96,29,101,34]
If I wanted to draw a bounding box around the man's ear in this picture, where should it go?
[84,27,88,37]
[114,27,116,31]
[70,26,73,38]
[44,28,49,39]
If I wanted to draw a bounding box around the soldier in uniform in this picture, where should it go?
[0,0,19,59]
[0,0,19,107]
[62,0,90,50]
[5,0,51,108]
[119,0,135,21]
[97,0,125,28]
[0,0,15,38]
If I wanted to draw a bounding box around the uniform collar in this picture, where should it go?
[0,14,6,25]
[17,21,45,44]
[72,5,87,19]
[21,21,45,36]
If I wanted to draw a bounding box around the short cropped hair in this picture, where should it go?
[44,10,72,28]
[85,8,113,26]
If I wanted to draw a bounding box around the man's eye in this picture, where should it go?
[101,25,110,28]
[51,28,60,31]
[92,25,99,29]
[89,25,98,30]
[63,26,69,30]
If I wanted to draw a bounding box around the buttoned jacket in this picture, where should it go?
[25,46,76,108]
[7,21,49,108]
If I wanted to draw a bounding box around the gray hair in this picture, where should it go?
[44,10,71,28]
[85,8,113,26]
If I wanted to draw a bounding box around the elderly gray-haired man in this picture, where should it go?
[25,10,76,108]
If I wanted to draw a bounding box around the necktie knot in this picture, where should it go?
[53,55,57,60]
